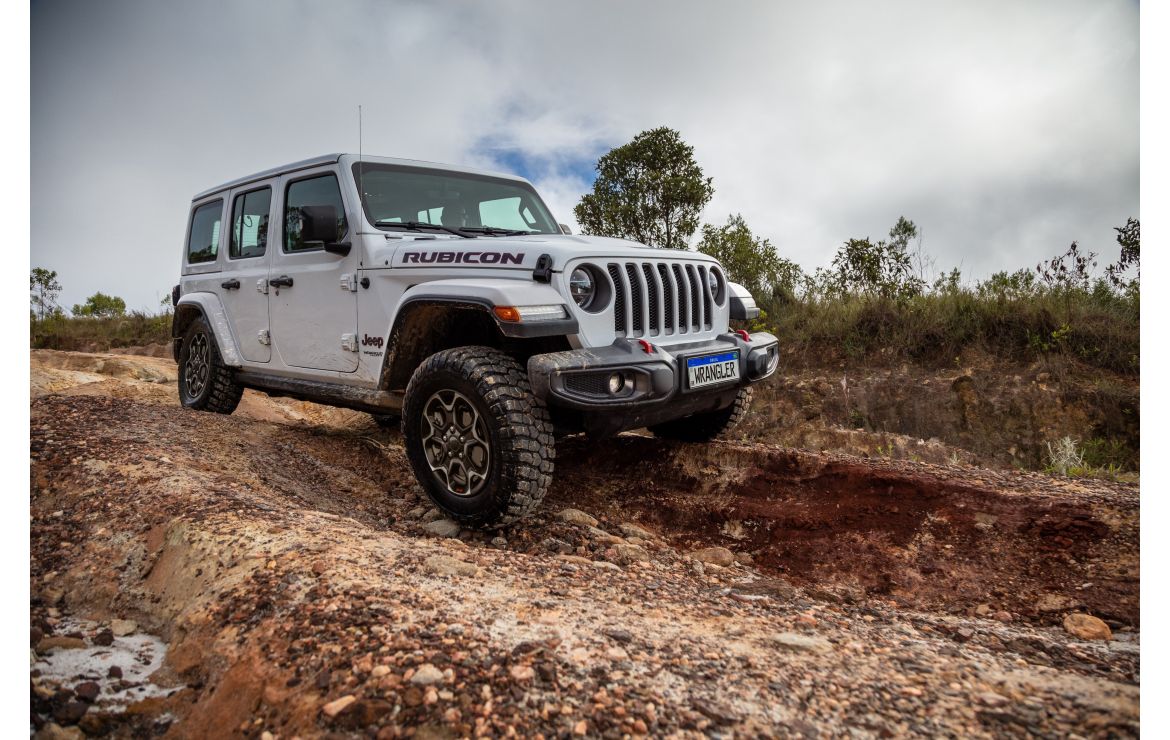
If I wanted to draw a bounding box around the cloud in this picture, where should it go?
[32,0,1137,310]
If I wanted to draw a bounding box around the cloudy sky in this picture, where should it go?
[32,0,1138,311]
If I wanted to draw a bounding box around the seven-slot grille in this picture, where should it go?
[603,261,717,338]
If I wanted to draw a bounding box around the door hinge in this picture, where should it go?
[341,333,358,352]
[340,273,358,292]
[258,329,271,346]
[256,278,269,295]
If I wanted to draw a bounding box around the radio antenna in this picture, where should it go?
[358,104,364,203]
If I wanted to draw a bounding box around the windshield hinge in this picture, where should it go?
[532,254,553,283]
[340,273,358,292]
[341,333,358,352]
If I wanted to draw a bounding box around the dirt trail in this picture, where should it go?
[30,350,1139,738]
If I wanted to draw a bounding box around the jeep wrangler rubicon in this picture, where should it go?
[172,154,778,527]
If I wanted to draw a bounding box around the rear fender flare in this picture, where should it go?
[174,292,243,367]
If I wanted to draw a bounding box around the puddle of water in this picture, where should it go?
[32,619,176,711]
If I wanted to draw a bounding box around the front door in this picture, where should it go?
[219,184,273,363]
[269,169,359,373]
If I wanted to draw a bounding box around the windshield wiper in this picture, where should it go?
[459,226,538,237]
[375,220,475,238]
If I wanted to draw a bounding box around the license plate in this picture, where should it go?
[686,351,740,389]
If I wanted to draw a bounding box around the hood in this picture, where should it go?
[364,232,720,273]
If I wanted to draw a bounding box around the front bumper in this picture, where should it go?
[528,331,778,434]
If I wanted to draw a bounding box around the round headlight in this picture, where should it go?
[707,269,722,300]
[569,267,595,308]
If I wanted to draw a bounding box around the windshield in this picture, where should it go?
[352,163,559,235]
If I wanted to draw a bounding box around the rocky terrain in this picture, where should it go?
[29,350,1139,738]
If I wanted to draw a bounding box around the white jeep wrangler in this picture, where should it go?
[173,154,778,527]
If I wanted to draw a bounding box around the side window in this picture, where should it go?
[187,200,223,264]
[284,174,347,253]
[230,187,271,259]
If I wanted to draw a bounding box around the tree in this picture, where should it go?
[831,216,925,300]
[574,127,713,249]
[1106,217,1139,290]
[30,268,62,322]
[72,292,127,318]
[696,214,802,300]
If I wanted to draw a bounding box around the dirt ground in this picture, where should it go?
[29,349,1139,738]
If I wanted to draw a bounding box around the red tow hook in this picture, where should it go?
[735,329,751,343]
[638,339,655,354]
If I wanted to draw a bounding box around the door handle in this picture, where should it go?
[220,279,241,290]
[269,276,294,288]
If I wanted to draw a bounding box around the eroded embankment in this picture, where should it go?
[547,437,1139,626]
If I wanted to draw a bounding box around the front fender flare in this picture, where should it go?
[389,279,578,341]
[174,292,243,367]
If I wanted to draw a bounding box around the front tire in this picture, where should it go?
[402,346,554,528]
[177,316,243,414]
[649,386,753,442]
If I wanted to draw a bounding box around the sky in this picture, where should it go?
[31,0,1138,312]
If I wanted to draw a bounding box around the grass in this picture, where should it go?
[31,312,172,352]
[755,284,1138,375]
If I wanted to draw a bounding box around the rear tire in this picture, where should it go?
[649,386,753,442]
[177,316,243,414]
[402,346,554,528]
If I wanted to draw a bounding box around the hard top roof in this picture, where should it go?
[192,154,529,202]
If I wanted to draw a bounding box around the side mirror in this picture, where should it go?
[559,223,572,235]
[299,205,351,256]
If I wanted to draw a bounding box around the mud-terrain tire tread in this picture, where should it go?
[649,386,753,442]
[402,346,554,528]
[178,316,243,414]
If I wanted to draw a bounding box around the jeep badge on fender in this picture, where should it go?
[172,153,778,528]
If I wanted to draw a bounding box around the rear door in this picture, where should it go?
[269,169,359,372]
[219,183,274,363]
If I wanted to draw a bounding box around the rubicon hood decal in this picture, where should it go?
[400,250,524,266]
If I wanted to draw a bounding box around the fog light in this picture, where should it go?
[607,372,626,395]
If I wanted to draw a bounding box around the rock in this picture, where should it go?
[110,619,137,637]
[74,682,100,703]
[1035,593,1075,613]
[605,646,629,661]
[993,611,1013,623]
[543,537,574,554]
[557,508,598,527]
[611,543,650,564]
[107,666,123,679]
[371,665,391,678]
[1063,613,1112,641]
[603,627,633,644]
[410,663,444,686]
[422,519,461,538]
[407,506,426,519]
[586,525,624,544]
[37,636,87,652]
[36,723,85,740]
[974,604,992,617]
[424,554,477,577]
[978,691,1010,708]
[92,629,114,647]
[490,536,507,547]
[691,547,735,567]
[573,720,589,735]
[509,664,536,681]
[321,695,357,718]
[618,522,655,539]
[770,632,832,654]
[334,699,393,728]
[52,701,89,725]
[31,626,44,646]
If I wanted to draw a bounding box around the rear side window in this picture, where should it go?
[230,187,271,259]
[284,174,347,253]
[187,200,223,264]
